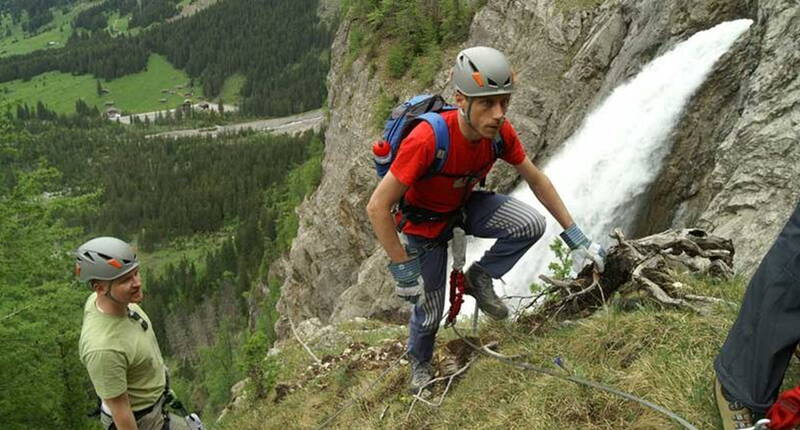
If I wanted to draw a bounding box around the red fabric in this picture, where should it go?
[390,110,527,238]
[767,386,800,430]
[446,269,466,326]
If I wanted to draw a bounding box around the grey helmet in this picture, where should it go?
[452,46,515,97]
[75,237,139,282]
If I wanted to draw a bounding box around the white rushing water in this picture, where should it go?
[460,19,753,312]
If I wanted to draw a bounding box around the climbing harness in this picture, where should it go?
[449,312,700,430]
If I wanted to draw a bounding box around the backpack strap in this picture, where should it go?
[417,111,450,175]
[478,133,505,188]
[491,133,504,159]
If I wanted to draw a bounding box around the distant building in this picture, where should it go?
[198,102,210,110]
[105,107,120,120]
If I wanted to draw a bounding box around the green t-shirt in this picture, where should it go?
[79,292,166,411]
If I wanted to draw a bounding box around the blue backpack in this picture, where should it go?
[372,94,505,179]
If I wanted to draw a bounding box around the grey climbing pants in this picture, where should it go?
[715,199,800,413]
[405,191,546,364]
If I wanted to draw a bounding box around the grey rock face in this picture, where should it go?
[639,0,800,274]
[274,0,799,333]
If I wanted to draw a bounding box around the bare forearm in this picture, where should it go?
[111,409,137,430]
[529,175,574,229]
[106,393,138,430]
[367,207,408,263]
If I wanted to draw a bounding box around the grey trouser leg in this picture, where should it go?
[405,191,545,364]
[463,191,546,278]
[714,199,800,413]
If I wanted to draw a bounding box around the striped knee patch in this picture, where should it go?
[419,287,445,330]
[486,199,546,240]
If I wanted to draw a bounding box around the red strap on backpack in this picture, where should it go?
[445,268,466,326]
[767,386,800,430]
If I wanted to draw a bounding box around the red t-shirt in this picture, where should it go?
[390,109,527,238]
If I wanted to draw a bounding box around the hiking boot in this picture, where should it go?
[465,263,508,320]
[715,376,754,430]
[409,357,434,395]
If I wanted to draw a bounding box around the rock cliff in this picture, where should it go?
[273,0,799,334]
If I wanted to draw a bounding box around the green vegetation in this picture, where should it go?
[344,0,478,86]
[1,0,333,117]
[219,73,246,105]
[138,231,230,278]
[372,90,397,131]
[144,133,325,416]
[0,116,97,429]
[2,108,326,421]
[215,275,785,430]
[0,6,80,58]
[1,54,201,114]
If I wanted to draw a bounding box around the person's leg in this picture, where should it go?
[405,235,448,365]
[404,234,448,393]
[715,200,800,416]
[463,191,546,278]
[460,191,545,319]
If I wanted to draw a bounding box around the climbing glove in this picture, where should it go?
[388,250,425,305]
[560,224,606,273]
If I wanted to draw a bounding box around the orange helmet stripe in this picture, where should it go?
[472,72,484,88]
[107,259,123,269]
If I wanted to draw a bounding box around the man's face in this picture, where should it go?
[106,267,143,304]
[458,93,511,138]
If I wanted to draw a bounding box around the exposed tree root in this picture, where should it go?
[524,228,734,326]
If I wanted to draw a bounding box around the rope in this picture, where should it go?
[314,351,407,430]
[450,324,699,430]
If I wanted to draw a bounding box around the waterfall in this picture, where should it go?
[462,19,753,312]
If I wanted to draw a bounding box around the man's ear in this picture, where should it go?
[92,280,110,293]
[453,91,466,108]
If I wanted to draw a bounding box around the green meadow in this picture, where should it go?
[219,73,246,104]
[0,4,87,58]
[1,54,209,115]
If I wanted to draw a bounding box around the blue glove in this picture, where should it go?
[388,251,424,305]
[560,224,606,273]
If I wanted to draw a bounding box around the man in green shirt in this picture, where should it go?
[76,236,193,430]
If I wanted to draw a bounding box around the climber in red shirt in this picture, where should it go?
[366,46,606,394]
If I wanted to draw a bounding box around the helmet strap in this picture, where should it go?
[103,281,127,306]
[459,97,481,138]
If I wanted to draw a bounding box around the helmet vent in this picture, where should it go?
[503,77,511,86]
[122,259,131,264]
[467,59,479,72]
[487,78,498,88]
[97,252,112,261]
[82,252,95,262]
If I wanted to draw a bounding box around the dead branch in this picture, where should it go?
[521,228,736,324]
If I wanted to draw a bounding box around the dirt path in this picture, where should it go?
[145,109,325,139]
